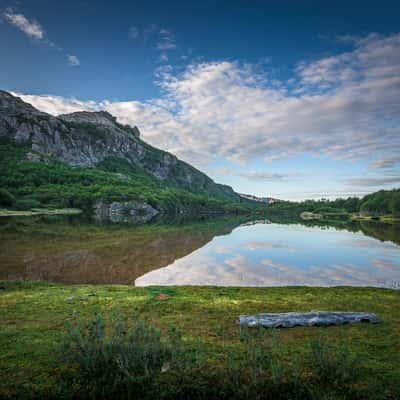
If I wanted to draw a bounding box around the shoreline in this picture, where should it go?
[0,208,82,217]
[299,210,400,223]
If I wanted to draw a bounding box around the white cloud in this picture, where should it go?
[13,92,101,115]
[67,55,80,67]
[129,26,139,39]
[3,10,44,39]
[15,33,400,177]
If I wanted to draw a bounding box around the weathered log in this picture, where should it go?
[237,311,379,328]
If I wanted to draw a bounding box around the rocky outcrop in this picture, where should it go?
[238,311,380,328]
[94,200,159,223]
[300,211,323,220]
[0,90,239,201]
[240,219,271,227]
[0,90,43,114]
[60,111,119,128]
[59,110,141,138]
[25,152,43,162]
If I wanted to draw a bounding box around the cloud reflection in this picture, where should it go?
[136,224,400,287]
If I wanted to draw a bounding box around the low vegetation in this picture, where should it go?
[0,282,399,399]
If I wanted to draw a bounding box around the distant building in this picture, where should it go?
[239,193,280,204]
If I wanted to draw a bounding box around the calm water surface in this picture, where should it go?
[0,216,399,288]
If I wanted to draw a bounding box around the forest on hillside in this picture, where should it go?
[269,189,400,217]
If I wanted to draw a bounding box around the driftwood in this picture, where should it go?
[237,311,380,328]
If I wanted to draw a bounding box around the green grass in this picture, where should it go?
[0,281,399,399]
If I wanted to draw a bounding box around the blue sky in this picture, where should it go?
[1,0,399,200]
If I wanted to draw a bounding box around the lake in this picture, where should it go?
[0,215,399,288]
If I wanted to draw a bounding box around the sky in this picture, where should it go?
[1,0,399,200]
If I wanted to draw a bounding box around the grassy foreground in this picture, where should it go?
[0,281,399,399]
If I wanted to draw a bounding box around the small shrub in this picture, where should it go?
[60,311,171,399]
[14,198,42,210]
[309,337,360,387]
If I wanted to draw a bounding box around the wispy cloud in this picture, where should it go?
[143,24,158,42]
[271,191,372,200]
[240,171,300,182]
[158,52,169,62]
[129,25,177,63]
[371,156,399,169]
[3,9,44,40]
[67,55,80,67]
[345,175,400,187]
[3,8,80,66]
[156,28,176,50]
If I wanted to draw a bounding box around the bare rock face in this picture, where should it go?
[237,311,380,328]
[94,200,159,224]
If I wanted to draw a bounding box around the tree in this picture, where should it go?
[0,188,15,207]
[390,194,400,216]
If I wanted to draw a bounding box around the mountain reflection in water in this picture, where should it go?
[0,215,399,288]
[0,215,244,284]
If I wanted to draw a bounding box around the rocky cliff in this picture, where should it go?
[0,90,239,201]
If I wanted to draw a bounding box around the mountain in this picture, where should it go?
[0,90,250,221]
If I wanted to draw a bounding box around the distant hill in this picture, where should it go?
[0,90,251,221]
